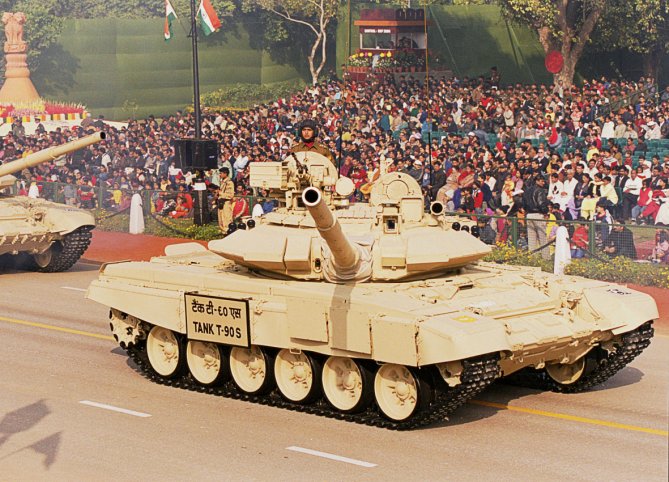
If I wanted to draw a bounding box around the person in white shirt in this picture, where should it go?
[562,169,579,197]
[622,169,642,219]
[233,149,250,172]
[601,116,615,139]
[643,120,662,140]
[251,202,265,218]
[547,172,564,201]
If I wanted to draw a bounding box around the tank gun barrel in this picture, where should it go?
[0,131,106,178]
[302,187,359,270]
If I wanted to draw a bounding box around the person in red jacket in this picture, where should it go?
[570,220,589,258]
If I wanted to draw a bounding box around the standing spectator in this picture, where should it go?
[524,175,549,259]
[570,220,589,258]
[217,167,235,233]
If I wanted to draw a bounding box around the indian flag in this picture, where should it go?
[198,0,221,36]
[164,0,177,42]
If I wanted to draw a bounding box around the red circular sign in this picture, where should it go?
[545,51,564,74]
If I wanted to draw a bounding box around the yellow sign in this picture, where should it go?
[454,315,476,323]
[185,293,250,347]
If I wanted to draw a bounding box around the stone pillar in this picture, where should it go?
[0,11,39,103]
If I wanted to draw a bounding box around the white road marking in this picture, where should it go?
[286,446,376,468]
[79,400,151,418]
[61,286,87,292]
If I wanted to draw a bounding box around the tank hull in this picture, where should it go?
[0,196,95,270]
[87,247,657,428]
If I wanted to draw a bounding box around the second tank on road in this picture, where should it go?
[0,131,106,272]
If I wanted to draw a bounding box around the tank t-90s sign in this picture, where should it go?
[186,294,250,347]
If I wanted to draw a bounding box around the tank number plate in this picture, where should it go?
[185,293,250,347]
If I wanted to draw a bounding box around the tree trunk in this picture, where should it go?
[642,48,661,83]
[307,34,322,86]
[554,50,578,88]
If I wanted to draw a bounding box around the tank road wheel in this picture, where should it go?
[545,357,587,385]
[322,357,374,413]
[109,310,146,350]
[146,326,186,379]
[229,346,275,395]
[274,350,322,404]
[186,341,230,387]
[33,247,57,269]
[34,226,93,272]
[374,364,432,422]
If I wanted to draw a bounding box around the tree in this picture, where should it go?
[454,0,606,87]
[591,0,669,81]
[240,0,340,85]
[500,0,607,87]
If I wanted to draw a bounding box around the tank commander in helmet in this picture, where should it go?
[217,167,235,233]
[289,119,335,163]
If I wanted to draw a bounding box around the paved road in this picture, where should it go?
[1,265,667,481]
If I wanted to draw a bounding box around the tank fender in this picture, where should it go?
[43,205,95,235]
[416,312,511,365]
[87,279,185,333]
[580,285,658,335]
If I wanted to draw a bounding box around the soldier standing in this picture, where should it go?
[217,167,235,233]
[290,119,335,163]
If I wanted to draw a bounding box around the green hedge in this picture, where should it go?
[484,244,669,288]
[201,80,306,109]
[96,210,223,241]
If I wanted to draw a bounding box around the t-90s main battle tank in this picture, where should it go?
[87,152,656,429]
[0,131,106,272]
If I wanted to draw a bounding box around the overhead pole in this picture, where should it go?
[190,0,202,139]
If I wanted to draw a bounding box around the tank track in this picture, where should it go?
[124,344,500,430]
[38,226,93,272]
[505,321,654,393]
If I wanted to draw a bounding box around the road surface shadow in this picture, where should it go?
[0,399,61,468]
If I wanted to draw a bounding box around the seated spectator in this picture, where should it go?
[169,196,190,219]
[603,220,637,258]
[650,230,669,263]
[477,217,497,245]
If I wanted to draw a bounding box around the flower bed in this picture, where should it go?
[0,99,88,123]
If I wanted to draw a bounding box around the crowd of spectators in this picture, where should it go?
[2,71,669,262]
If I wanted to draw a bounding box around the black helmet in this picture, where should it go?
[299,119,318,141]
[227,222,237,235]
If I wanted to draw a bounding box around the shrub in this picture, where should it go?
[201,80,306,110]
[484,244,669,288]
[95,210,223,241]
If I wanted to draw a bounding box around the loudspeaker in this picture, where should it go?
[173,139,219,170]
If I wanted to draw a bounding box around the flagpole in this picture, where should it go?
[190,0,202,139]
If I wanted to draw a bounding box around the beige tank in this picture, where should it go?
[87,152,657,429]
[0,131,106,271]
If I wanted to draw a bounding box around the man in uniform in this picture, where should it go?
[290,119,335,163]
[217,167,235,233]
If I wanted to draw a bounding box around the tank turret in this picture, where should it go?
[209,152,491,282]
[0,131,106,189]
[0,131,106,272]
